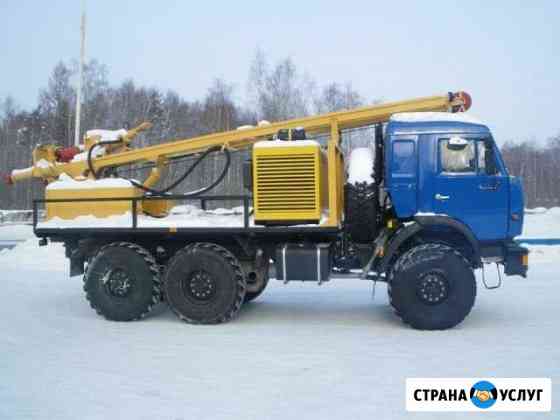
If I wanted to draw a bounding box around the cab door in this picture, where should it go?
[433,137,508,240]
[389,139,418,217]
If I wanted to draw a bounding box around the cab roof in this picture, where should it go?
[387,112,489,136]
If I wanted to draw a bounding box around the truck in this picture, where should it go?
[5,91,529,330]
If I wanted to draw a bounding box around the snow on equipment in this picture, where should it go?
[6,91,529,329]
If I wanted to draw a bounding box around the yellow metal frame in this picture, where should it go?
[45,186,140,220]
[11,92,471,227]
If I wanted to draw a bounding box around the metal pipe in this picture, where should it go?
[74,1,86,146]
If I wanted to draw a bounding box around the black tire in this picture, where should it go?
[388,243,476,330]
[164,243,246,324]
[244,275,269,303]
[344,182,378,243]
[83,242,161,321]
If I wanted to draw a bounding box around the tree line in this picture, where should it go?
[0,51,558,209]
[501,138,560,208]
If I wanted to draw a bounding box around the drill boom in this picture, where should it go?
[7,91,471,184]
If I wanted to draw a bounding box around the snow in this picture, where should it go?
[390,112,483,125]
[347,147,374,184]
[521,207,560,239]
[71,147,106,162]
[35,158,52,169]
[39,213,134,228]
[86,128,127,142]
[525,207,548,215]
[35,206,329,229]
[10,166,33,178]
[68,129,127,162]
[143,206,247,228]
[253,140,320,148]
[237,120,271,130]
[0,224,34,242]
[0,215,558,417]
[36,205,247,229]
[35,205,331,229]
[0,236,65,268]
[10,158,54,179]
[46,173,135,190]
[1,209,559,419]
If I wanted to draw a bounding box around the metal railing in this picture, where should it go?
[33,194,253,230]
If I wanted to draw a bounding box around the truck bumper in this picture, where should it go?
[504,242,529,278]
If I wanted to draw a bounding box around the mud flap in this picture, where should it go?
[65,242,85,276]
[504,243,529,278]
[70,252,85,277]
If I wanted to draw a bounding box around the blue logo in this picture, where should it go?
[470,380,498,409]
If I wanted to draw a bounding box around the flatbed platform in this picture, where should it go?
[33,196,339,240]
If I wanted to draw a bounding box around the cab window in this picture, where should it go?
[439,137,476,173]
[477,139,500,175]
[393,140,416,175]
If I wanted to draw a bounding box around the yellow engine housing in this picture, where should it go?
[252,140,327,224]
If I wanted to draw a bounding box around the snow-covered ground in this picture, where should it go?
[0,210,558,419]
[0,224,34,242]
[522,207,560,239]
[519,208,560,263]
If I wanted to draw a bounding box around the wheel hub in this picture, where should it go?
[416,272,449,305]
[183,270,216,302]
[104,268,134,298]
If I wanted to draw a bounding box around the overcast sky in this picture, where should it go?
[1,0,558,143]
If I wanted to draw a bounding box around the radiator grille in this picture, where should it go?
[254,150,321,220]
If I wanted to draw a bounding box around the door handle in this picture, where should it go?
[435,193,450,201]
[479,180,501,191]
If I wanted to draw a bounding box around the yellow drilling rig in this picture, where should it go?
[4,91,529,330]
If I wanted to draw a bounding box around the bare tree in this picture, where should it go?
[202,79,237,132]
[7,55,559,211]
[248,50,312,121]
[38,62,75,146]
[314,82,363,114]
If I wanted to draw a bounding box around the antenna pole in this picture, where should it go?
[74,1,86,146]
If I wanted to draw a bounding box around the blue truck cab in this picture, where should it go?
[383,112,528,277]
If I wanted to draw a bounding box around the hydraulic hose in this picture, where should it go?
[128,146,231,197]
[87,139,123,180]
[87,140,231,197]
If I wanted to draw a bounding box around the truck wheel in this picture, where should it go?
[164,243,246,324]
[388,243,476,330]
[344,182,378,243]
[83,242,161,321]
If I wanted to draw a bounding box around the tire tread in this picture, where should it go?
[83,242,161,321]
[165,242,246,324]
[388,243,476,329]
